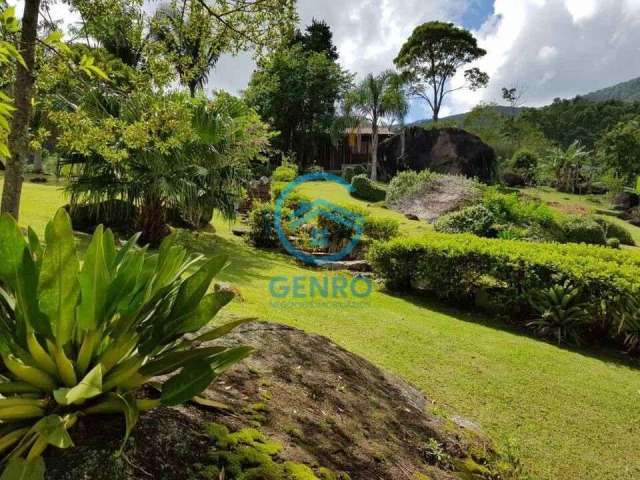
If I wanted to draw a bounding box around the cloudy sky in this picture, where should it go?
[12,0,640,122]
[210,0,640,122]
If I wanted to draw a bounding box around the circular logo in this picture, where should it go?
[274,172,365,265]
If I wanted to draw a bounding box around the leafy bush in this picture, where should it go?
[342,164,367,183]
[368,232,640,351]
[434,205,496,237]
[483,188,556,227]
[386,170,441,204]
[528,282,590,345]
[315,202,367,247]
[559,216,635,246]
[272,160,298,183]
[607,237,621,249]
[248,202,291,248]
[559,216,607,245]
[351,174,386,202]
[0,209,250,478]
[509,149,539,185]
[364,217,400,241]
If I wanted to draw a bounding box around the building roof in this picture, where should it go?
[345,126,394,136]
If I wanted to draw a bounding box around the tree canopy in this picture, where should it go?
[394,21,488,122]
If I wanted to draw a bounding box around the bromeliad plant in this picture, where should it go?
[0,208,251,479]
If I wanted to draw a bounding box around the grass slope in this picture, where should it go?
[3,177,640,480]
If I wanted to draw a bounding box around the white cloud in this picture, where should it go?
[538,45,558,61]
[565,0,598,23]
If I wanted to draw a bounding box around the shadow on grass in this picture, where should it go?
[381,288,640,372]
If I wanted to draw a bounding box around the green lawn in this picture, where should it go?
[3,177,640,480]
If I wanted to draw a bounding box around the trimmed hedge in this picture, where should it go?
[342,164,367,183]
[368,232,640,350]
[434,205,496,237]
[351,174,387,202]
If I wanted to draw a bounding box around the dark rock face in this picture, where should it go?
[378,127,497,183]
[612,192,640,211]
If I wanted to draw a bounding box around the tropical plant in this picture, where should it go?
[528,282,590,345]
[0,3,23,160]
[342,71,408,180]
[543,141,593,193]
[0,208,251,478]
[394,21,489,123]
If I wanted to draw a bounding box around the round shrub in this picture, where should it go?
[342,164,367,183]
[607,237,621,249]
[351,174,387,202]
[272,160,298,183]
[511,149,539,171]
[594,217,635,246]
[434,205,496,237]
[248,202,291,248]
[386,170,441,204]
[560,216,606,245]
[364,217,400,241]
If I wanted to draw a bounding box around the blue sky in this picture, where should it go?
[462,0,496,30]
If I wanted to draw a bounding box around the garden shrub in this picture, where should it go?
[0,209,250,478]
[342,164,367,183]
[272,160,299,182]
[368,232,640,351]
[248,202,291,248]
[386,170,441,205]
[351,174,387,202]
[315,202,367,248]
[559,215,607,245]
[594,217,635,246]
[483,188,556,227]
[434,205,496,237]
[509,149,539,185]
[364,217,400,241]
[607,237,621,249]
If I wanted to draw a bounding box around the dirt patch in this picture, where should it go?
[388,176,481,222]
[546,201,591,216]
[45,322,509,480]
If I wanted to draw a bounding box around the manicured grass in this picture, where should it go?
[3,177,640,480]
[524,186,640,246]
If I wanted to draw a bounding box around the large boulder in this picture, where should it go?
[378,127,496,183]
[44,322,510,480]
[612,192,640,211]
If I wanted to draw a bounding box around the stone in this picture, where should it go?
[502,169,527,187]
[378,126,496,183]
[611,192,640,211]
[405,213,420,221]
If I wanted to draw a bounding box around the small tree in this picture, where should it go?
[598,118,640,186]
[343,71,408,181]
[394,21,488,123]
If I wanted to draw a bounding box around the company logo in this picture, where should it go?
[274,172,364,265]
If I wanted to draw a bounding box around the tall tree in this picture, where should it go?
[292,18,338,60]
[245,38,351,166]
[1,0,40,218]
[343,71,408,181]
[394,21,488,123]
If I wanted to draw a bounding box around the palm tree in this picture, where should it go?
[343,70,408,181]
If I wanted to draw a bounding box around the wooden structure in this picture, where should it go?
[316,126,394,171]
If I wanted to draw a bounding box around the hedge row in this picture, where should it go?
[368,232,640,350]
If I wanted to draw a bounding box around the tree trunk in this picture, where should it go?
[32,150,43,174]
[370,116,379,182]
[138,196,171,248]
[1,0,41,220]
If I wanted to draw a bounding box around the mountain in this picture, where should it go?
[410,105,521,127]
[581,76,640,102]
[410,76,640,126]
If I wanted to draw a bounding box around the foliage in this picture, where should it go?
[272,160,299,183]
[597,117,640,186]
[55,91,272,245]
[0,208,250,479]
[342,70,408,179]
[245,36,352,166]
[434,205,496,237]
[368,231,640,351]
[528,282,591,345]
[394,22,488,122]
[510,149,538,185]
[483,188,556,228]
[386,170,442,205]
[350,174,387,202]
[541,141,597,193]
[341,164,367,183]
[291,19,338,60]
[248,202,290,248]
[559,215,635,246]
[363,217,400,241]
[0,4,23,159]
[521,98,640,150]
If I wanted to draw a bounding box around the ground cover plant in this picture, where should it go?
[0,208,250,479]
[3,178,640,479]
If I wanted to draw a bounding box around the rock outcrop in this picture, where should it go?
[45,322,511,480]
[378,127,496,183]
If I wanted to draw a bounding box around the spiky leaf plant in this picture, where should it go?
[0,208,251,479]
[528,281,590,345]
